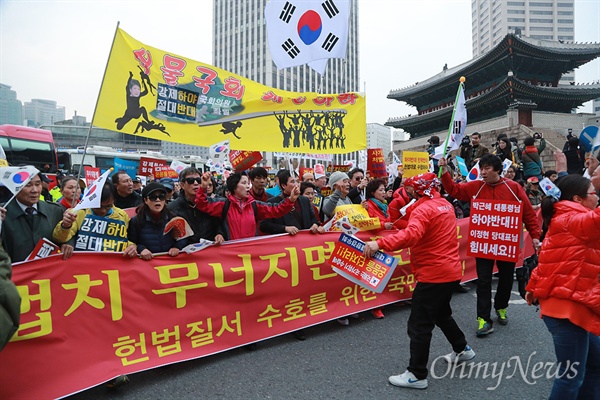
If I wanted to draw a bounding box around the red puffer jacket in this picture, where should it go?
[376,195,462,283]
[441,171,541,240]
[526,202,600,335]
[195,187,294,240]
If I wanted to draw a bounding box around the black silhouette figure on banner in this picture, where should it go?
[115,71,152,130]
[273,111,346,150]
[137,66,157,96]
[135,120,171,137]
[220,121,242,139]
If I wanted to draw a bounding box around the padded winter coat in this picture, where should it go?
[526,202,600,335]
[376,195,462,283]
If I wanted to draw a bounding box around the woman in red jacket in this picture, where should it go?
[195,172,299,240]
[365,178,394,231]
[526,174,600,400]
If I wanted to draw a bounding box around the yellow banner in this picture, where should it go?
[330,204,381,231]
[93,28,366,153]
[402,151,430,178]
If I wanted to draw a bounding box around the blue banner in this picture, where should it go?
[113,157,139,177]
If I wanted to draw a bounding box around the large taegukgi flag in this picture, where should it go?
[433,81,467,160]
[93,28,366,154]
[265,0,350,74]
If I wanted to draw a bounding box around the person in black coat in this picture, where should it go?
[347,167,368,205]
[128,183,186,260]
[260,170,323,235]
[167,167,224,244]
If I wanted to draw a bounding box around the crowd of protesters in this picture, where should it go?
[1,130,598,397]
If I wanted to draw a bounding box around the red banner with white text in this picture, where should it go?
[0,220,533,399]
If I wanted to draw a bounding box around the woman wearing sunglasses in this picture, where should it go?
[128,182,187,260]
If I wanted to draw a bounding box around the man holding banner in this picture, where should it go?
[363,172,475,390]
[439,154,541,337]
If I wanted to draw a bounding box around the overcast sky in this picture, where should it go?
[1,0,598,127]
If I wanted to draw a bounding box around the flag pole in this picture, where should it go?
[75,21,121,202]
[438,77,466,178]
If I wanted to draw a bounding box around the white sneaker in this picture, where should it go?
[337,318,349,326]
[443,345,476,363]
[388,370,428,389]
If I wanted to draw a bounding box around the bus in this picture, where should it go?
[58,147,206,177]
[0,124,59,172]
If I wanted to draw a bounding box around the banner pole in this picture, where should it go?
[75,21,121,204]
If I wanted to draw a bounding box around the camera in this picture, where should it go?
[461,137,471,147]
[533,132,542,140]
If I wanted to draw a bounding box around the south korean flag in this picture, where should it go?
[265,0,350,74]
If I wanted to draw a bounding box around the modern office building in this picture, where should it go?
[471,0,575,83]
[23,98,65,127]
[0,84,23,125]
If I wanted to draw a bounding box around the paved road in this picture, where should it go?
[68,280,556,400]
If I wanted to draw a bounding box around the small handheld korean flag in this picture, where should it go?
[73,168,113,211]
[0,165,39,195]
[334,215,359,235]
[265,0,350,74]
[466,161,481,182]
[209,140,230,164]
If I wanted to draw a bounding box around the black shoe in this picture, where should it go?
[293,329,306,341]
[454,283,469,293]
[106,375,129,388]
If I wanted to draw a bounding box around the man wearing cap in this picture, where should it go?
[39,173,53,202]
[363,172,475,390]
[132,176,143,195]
[322,171,351,221]
[526,177,543,210]
[439,154,541,337]
[158,178,175,203]
[112,171,142,210]
[2,172,71,262]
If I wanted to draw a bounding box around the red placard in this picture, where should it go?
[229,150,263,171]
[367,148,387,178]
[467,199,523,262]
[139,157,167,176]
[25,238,61,261]
[83,166,101,187]
[153,165,179,179]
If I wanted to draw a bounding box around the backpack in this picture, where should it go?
[516,254,538,299]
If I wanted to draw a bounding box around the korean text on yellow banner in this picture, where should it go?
[93,29,366,153]
[402,151,430,178]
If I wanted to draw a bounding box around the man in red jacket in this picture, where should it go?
[438,154,541,337]
[363,173,475,390]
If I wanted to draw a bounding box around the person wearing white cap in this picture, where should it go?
[321,171,351,221]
